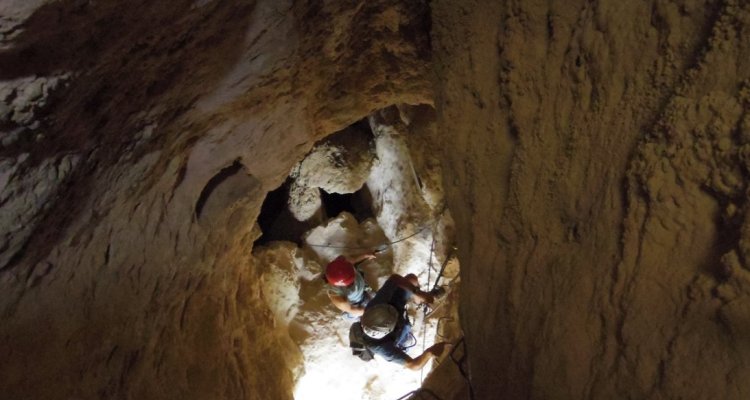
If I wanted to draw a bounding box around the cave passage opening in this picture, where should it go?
[319,186,375,223]
[254,181,376,247]
[251,106,462,400]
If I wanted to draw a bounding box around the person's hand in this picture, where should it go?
[415,289,434,304]
[428,342,452,358]
[351,253,377,264]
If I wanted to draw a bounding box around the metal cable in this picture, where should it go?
[305,226,428,250]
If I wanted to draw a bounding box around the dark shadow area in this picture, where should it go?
[254,117,377,247]
[321,191,355,218]
[195,160,243,219]
[254,179,320,247]
[320,185,374,222]
[254,182,375,247]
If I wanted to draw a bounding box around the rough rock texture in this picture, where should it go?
[287,124,374,221]
[0,1,431,399]
[4,0,750,399]
[287,181,323,222]
[292,125,374,195]
[432,0,750,398]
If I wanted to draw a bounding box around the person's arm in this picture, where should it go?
[387,274,434,304]
[404,342,450,370]
[348,252,377,264]
[327,292,365,316]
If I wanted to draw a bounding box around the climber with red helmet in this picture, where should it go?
[350,273,449,369]
[324,253,377,318]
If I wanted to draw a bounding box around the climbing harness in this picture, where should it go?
[402,331,418,350]
[316,202,457,382]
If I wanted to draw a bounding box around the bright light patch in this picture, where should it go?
[288,213,441,400]
[255,113,457,400]
[292,324,432,400]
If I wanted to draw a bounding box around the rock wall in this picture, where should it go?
[4,0,750,398]
[432,0,750,398]
[0,1,431,399]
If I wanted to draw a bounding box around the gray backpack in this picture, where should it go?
[349,322,374,361]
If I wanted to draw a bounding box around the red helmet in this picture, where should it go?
[326,256,355,286]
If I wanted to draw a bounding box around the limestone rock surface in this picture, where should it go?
[0,1,431,399]
[293,125,375,194]
[431,0,750,399]
[2,0,750,399]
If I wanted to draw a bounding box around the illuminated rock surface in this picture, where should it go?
[1,0,750,399]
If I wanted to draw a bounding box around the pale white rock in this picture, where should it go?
[288,180,322,222]
[294,125,374,195]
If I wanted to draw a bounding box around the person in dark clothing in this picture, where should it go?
[354,273,449,370]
